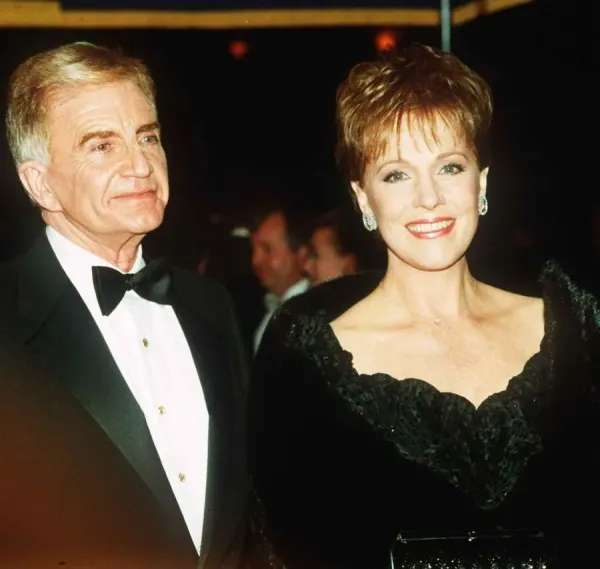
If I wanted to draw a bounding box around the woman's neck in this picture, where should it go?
[376,255,484,323]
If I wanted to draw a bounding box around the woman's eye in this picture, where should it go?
[440,163,466,175]
[383,170,408,183]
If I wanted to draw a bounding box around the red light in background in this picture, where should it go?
[229,40,249,59]
[375,29,398,53]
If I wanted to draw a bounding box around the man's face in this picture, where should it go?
[27,80,169,244]
[251,211,307,298]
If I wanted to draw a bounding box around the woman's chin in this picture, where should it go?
[392,252,467,273]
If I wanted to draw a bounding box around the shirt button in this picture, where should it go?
[178,473,186,483]
[142,338,149,348]
[158,405,166,415]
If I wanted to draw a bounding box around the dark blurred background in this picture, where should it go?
[0,0,596,282]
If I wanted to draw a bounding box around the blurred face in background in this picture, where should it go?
[251,211,308,298]
[305,226,357,285]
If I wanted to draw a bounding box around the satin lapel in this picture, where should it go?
[170,275,238,568]
[14,237,188,539]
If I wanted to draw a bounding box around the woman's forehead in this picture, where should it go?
[371,117,469,162]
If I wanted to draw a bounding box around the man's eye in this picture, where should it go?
[92,143,111,153]
[141,134,159,144]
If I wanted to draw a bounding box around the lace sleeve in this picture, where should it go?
[247,306,323,569]
[245,488,288,569]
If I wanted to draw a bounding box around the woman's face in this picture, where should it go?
[305,226,355,285]
[352,115,488,272]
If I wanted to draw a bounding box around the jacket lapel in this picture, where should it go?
[170,274,244,569]
[13,237,189,543]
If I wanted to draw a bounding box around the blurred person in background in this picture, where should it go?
[305,208,359,285]
[247,44,600,569]
[250,206,311,353]
[197,222,264,361]
[0,42,248,568]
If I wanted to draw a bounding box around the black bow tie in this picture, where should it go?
[92,259,172,316]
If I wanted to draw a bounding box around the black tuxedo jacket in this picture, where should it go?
[0,235,249,569]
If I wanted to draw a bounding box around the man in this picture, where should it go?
[196,223,265,360]
[250,207,311,353]
[0,43,248,568]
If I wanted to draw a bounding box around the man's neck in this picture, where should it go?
[44,216,143,272]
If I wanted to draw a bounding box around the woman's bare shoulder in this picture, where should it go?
[482,283,545,337]
[330,290,382,334]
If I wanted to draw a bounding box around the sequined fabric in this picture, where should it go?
[390,555,550,569]
[390,528,556,569]
[247,262,600,569]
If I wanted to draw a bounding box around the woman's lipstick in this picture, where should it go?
[405,217,455,239]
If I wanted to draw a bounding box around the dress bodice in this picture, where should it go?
[247,262,600,569]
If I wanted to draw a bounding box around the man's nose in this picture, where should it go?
[121,145,153,178]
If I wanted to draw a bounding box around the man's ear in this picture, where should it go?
[18,161,62,211]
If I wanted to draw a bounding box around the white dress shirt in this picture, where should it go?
[46,226,209,554]
[253,278,310,353]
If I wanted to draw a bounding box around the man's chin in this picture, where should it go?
[257,276,272,290]
[124,211,165,235]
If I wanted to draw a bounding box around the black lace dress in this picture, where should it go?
[247,262,600,569]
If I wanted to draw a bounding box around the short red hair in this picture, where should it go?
[336,44,493,186]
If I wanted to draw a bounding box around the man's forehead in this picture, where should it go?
[49,81,154,119]
[254,213,288,243]
[261,212,287,232]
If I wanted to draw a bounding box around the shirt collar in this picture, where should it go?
[264,278,310,310]
[281,278,310,302]
[46,225,145,310]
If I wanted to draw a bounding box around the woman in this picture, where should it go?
[248,44,600,569]
[305,208,361,286]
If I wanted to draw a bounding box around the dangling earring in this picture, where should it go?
[362,211,378,231]
[478,195,488,216]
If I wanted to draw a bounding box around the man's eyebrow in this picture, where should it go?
[77,122,160,148]
[137,122,160,134]
[77,129,116,148]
